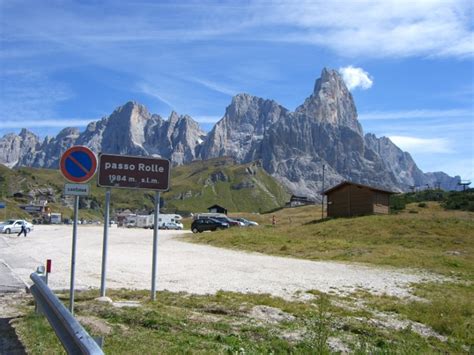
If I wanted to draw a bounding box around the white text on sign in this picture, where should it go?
[104,162,165,173]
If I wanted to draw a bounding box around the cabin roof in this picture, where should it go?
[323,181,397,195]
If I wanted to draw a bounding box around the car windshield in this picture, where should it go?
[6,219,16,224]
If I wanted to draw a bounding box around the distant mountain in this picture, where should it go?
[0,68,461,198]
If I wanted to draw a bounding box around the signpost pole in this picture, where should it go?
[100,188,111,297]
[151,191,161,301]
[321,164,325,220]
[69,195,79,314]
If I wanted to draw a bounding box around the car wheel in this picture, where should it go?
[26,228,31,233]
[192,227,199,234]
[5,228,11,234]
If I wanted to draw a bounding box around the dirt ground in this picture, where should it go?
[0,225,442,300]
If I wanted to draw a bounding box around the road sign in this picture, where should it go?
[60,146,97,183]
[97,154,170,191]
[64,183,90,196]
[0,202,5,209]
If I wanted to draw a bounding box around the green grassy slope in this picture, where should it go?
[190,202,474,279]
[0,158,290,219]
[163,158,289,213]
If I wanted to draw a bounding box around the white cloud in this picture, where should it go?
[388,136,453,154]
[359,108,473,120]
[339,66,373,90]
[188,77,237,96]
[135,82,175,109]
[0,119,92,129]
[2,1,471,62]
[0,70,73,120]
[262,0,473,58]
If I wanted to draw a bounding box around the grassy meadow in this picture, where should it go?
[14,287,469,354]
[192,202,474,279]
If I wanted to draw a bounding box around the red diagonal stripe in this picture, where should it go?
[67,155,89,174]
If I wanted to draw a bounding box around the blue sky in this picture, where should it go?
[1,0,473,180]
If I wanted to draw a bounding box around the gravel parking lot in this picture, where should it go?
[0,225,439,299]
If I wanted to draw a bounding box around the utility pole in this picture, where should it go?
[321,164,325,219]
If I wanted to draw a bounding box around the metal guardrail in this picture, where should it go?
[30,272,104,355]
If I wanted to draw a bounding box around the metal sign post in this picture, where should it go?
[97,154,170,301]
[60,146,97,315]
[151,191,160,301]
[69,195,79,314]
[100,188,111,297]
[321,164,325,219]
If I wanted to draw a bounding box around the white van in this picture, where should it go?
[154,214,183,229]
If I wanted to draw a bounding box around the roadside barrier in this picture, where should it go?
[30,271,104,354]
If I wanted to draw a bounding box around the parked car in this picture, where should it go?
[161,222,183,230]
[0,219,34,234]
[235,218,259,226]
[209,216,243,227]
[191,218,229,233]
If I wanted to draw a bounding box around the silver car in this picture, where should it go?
[0,219,34,234]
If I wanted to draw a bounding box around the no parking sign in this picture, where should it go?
[59,145,97,314]
[60,146,97,183]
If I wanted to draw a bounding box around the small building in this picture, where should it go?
[323,181,395,218]
[286,195,315,207]
[207,204,227,215]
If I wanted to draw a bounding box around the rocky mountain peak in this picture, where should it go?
[168,111,180,124]
[296,68,362,135]
[19,128,39,140]
[56,127,80,139]
[314,67,341,92]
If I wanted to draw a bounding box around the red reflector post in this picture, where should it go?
[46,259,52,273]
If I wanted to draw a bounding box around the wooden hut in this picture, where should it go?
[323,181,395,218]
[207,204,228,215]
[286,195,315,207]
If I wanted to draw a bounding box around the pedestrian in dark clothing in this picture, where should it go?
[17,223,27,237]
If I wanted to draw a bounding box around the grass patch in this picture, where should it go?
[346,281,474,352]
[189,203,474,280]
[14,288,468,354]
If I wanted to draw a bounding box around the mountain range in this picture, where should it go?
[0,68,460,199]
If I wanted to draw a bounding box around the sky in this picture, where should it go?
[0,0,473,180]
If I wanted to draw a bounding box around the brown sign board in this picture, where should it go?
[98,153,170,191]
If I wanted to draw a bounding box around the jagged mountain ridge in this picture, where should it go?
[0,68,460,197]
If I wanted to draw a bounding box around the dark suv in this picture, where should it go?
[210,216,242,227]
[191,218,229,233]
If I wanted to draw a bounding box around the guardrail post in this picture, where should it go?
[34,265,46,315]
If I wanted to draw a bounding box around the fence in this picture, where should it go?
[29,272,104,354]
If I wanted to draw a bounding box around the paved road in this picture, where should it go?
[0,225,441,299]
[0,238,26,293]
[0,238,28,354]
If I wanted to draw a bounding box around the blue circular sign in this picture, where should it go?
[60,146,97,183]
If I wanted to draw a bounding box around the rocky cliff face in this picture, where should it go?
[0,102,206,168]
[0,68,460,196]
[0,129,41,168]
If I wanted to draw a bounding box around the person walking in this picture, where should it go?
[17,222,28,237]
